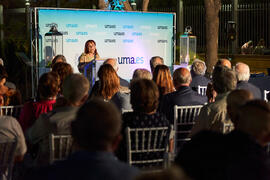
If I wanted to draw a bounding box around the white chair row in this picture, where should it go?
[0,105,23,118]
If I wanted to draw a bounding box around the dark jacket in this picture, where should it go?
[160,86,207,124]
[190,74,211,92]
[25,151,139,180]
[175,130,270,180]
[237,81,262,99]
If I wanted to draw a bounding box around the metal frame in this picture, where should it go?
[31,7,176,94]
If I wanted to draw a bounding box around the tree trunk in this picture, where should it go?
[123,1,132,11]
[204,0,221,75]
[142,0,149,11]
[98,0,108,9]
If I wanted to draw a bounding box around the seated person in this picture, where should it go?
[51,62,73,95]
[26,74,90,165]
[116,79,172,164]
[19,72,60,132]
[0,116,27,162]
[189,59,210,92]
[50,55,66,68]
[25,99,139,180]
[89,64,131,111]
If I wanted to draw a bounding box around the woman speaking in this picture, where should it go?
[78,40,100,72]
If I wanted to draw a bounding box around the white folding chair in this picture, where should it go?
[197,85,207,95]
[126,127,169,171]
[223,123,234,134]
[122,109,133,114]
[0,105,23,118]
[264,90,270,102]
[49,134,73,164]
[174,105,203,153]
[0,139,17,180]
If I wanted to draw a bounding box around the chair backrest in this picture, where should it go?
[49,134,73,164]
[264,90,270,102]
[122,109,133,114]
[125,127,169,171]
[0,139,17,180]
[174,105,203,153]
[0,105,23,118]
[197,85,207,95]
[223,123,234,134]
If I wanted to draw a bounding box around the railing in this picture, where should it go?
[182,1,270,53]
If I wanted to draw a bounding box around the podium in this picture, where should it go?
[81,60,104,89]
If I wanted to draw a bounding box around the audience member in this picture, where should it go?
[19,72,60,132]
[0,65,9,105]
[153,64,175,99]
[116,79,171,163]
[205,59,231,103]
[132,68,152,80]
[0,116,27,162]
[160,67,207,124]
[90,64,131,111]
[4,82,22,106]
[150,56,164,74]
[50,55,66,67]
[223,100,270,180]
[26,74,89,165]
[51,62,73,94]
[104,58,129,87]
[226,89,254,127]
[235,62,262,99]
[216,58,232,69]
[25,99,139,180]
[189,59,210,92]
[191,65,237,135]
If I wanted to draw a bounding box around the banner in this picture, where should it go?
[37,8,175,80]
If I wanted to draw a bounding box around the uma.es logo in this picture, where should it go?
[117,57,144,64]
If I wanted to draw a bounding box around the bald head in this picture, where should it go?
[173,68,192,89]
[216,59,232,69]
[235,62,250,81]
[237,100,270,146]
[103,58,118,72]
[227,89,254,126]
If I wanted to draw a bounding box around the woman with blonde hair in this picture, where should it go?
[153,65,175,97]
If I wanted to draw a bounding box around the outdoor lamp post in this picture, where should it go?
[180,26,197,64]
[44,25,63,66]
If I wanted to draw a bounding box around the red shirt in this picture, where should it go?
[19,99,56,132]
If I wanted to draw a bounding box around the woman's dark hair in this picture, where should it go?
[51,55,66,67]
[84,40,98,55]
[51,62,73,92]
[38,71,60,99]
[130,79,159,113]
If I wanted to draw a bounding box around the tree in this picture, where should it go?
[98,0,149,11]
[204,0,221,75]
